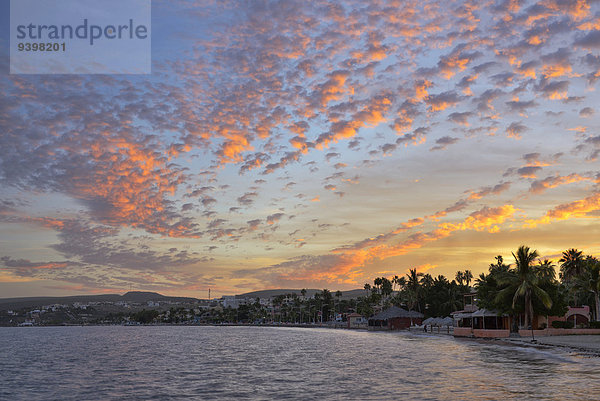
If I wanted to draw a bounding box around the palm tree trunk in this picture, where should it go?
[525,290,532,329]
[595,291,600,322]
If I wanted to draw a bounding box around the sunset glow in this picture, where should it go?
[1,0,600,298]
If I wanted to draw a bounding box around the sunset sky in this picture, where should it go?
[1,0,600,298]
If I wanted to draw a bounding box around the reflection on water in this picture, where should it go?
[1,326,599,400]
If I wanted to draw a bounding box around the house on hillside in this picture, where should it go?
[368,306,423,330]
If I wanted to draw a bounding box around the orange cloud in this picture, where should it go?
[525,192,600,227]
[577,18,600,30]
[326,205,516,281]
[317,94,392,148]
[543,0,590,21]
[439,54,473,79]
[436,205,517,234]
[530,174,592,194]
[314,71,352,107]
[414,80,433,100]
[426,91,461,112]
[542,64,574,79]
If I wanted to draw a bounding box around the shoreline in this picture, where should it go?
[501,335,600,357]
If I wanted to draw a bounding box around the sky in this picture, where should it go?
[1,0,600,298]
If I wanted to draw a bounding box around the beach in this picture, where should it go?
[506,335,600,356]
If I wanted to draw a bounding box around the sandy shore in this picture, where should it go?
[506,335,600,355]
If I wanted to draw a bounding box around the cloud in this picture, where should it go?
[448,111,473,126]
[468,182,511,200]
[430,136,460,151]
[1,256,71,277]
[247,219,261,231]
[517,166,543,178]
[505,99,538,114]
[506,121,528,138]
[529,173,592,194]
[540,47,574,78]
[266,213,285,225]
[437,44,482,79]
[579,107,594,117]
[425,91,461,112]
[526,192,600,227]
[537,80,569,100]
[574,30,600,49]
[311,70,352,108]
[325,152,341,162]
[237,192,258,206]
[436,205,517,234]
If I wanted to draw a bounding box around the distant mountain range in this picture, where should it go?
[0,288,367,310]
[0,291,199,310]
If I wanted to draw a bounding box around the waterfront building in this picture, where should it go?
[453,293,598,338]
[368,306,423,330]
[346,313,368,329]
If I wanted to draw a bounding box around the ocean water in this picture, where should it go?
[1,326,599,400]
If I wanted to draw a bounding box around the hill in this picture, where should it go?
[0,291,199,310]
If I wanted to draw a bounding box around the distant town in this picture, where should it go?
[0,289,367,327]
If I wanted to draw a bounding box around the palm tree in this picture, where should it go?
[420,273,434,288]
[394,276,406,291]
[489,255,509,273]
[559,248,584,282]
[464,270,473,287]
[406,268,423,312]
[508,245,552,329]
[441,283,463,315]
[575,257,600,321]
[455,271,465,286]
[392,275,399,292]
[335,290,343,317]
[536,259,556,281]
[373,277,383,294]
[380,277,393,298]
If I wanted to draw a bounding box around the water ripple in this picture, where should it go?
[1,326,599,400]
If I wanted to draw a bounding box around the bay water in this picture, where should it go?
[1,326,599,400]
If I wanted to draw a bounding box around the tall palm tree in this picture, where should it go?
[335,290,343,317]
[455,271,465,286]
[559,248,584,282]
[406,268,423,312]
[373,277,384,295]
[508,245,552,329]
[464,270,473,287]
